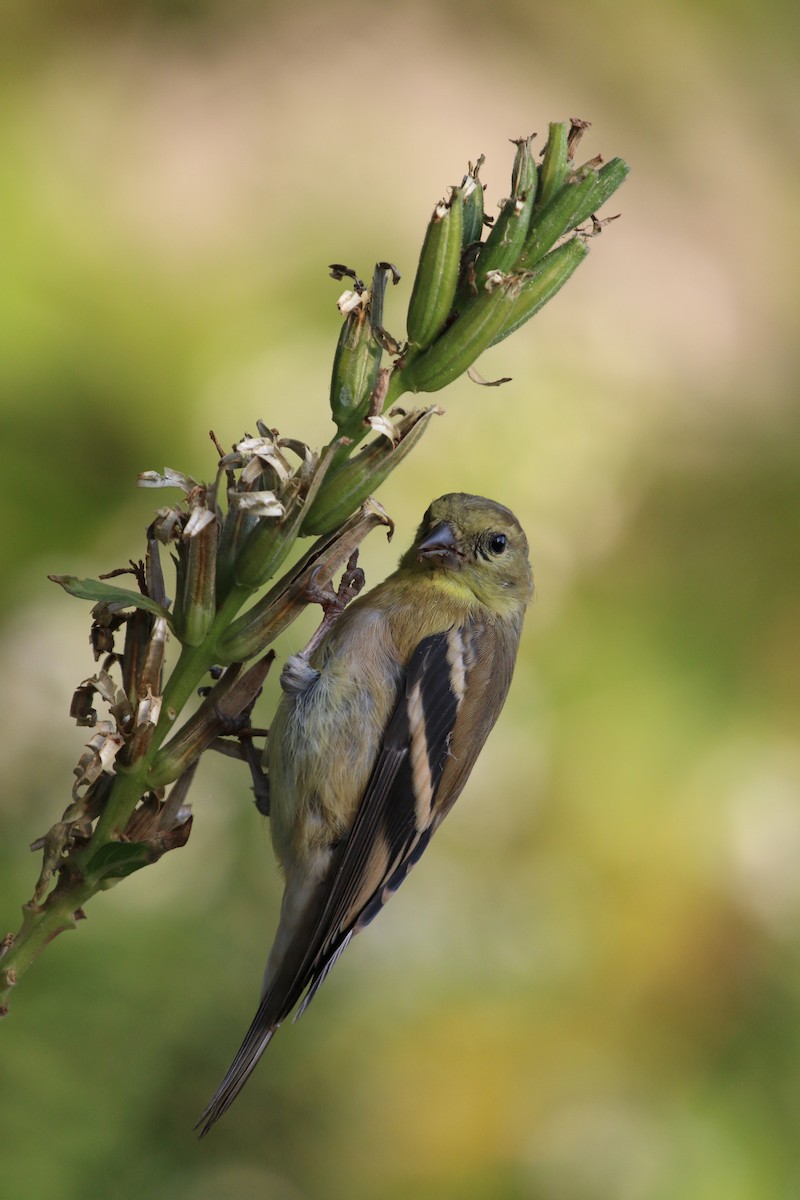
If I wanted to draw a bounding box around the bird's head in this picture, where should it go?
[402,492,533,613]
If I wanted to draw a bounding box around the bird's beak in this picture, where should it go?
[416,522,461,568]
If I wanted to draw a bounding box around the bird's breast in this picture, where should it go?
[267,607,403,873]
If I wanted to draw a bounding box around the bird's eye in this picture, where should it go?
[488,533,507,555]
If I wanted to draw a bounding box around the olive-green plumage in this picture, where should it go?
[197,493,532,1135]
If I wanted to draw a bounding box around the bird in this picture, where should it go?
[196,492,533,1135]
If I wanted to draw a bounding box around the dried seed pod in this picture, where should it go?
[172,499,217,648]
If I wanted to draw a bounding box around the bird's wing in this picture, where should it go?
[289,623,492,1008]
[294,623,474,1004]
[197,620,509,1135]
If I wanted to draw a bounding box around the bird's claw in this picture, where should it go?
[298,551,365,660]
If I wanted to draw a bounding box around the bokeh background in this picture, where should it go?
[2,2,798,1197]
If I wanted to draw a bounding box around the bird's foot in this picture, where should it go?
[297,551,366,661]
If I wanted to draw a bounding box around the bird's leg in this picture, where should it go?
[203,670,272,814]
[279,551,365,701]
[209,724,271,814]
[241,733,271,816]
[298,550,366,660]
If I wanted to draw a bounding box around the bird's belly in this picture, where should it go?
[267,656,398,872]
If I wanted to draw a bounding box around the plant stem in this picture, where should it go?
[87,585,251,847]
[1,882,95,1011]
[1,581,257,1007]
[383,366,410,410]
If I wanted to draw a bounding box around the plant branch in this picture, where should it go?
[1,117,629,1012]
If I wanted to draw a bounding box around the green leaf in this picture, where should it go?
[49,575,172,622]
[85,841,156,887]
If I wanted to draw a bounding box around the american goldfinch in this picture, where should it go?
[197,492,532,1134]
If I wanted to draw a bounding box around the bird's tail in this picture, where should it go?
[194,1010,277,1137]
[196,861,359,1134]
[195,870,330,1135]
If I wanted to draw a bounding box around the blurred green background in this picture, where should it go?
[2,1,798,1197]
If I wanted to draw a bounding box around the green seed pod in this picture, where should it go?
[329,295,382,432]
[518,157,630,271]
[219,499,393,663]
[576,156,630,224]
[215,433,291,598]
[489,237,589,348]
[472,136,536,288]
[329,262,399,436]
[460,157,485,247]
[519,169,599,269]
[402,275,522,395]
[406,189,464,350]
[300,407,440,537]
[536,121,569,210]
[233,446,336,590]
[215,504,259,602]
[232,508,296,592]
[511,133,537,198]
